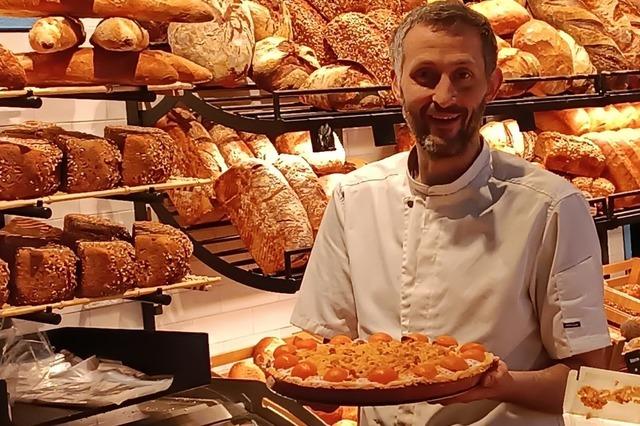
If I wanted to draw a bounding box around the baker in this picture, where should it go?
[290,1,611,425]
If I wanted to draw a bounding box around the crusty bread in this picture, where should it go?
[283,0,334,64]
[300,61,383,111]
[0,120,68,141]
[13,244,78,306]
[534,108,592,135]
[274,154,329,234]
[558,30,596,92]
[512,20,573,95]
[90,18,150,52]
[0,0,218,23]
[395,124,416,153]
[29,17,85,53]
[251,36,320,92]
[496,47,541,98]
[63,214,132,248]
[209,125,255,167]
[133,221,192,287]
[17,48,179,87]
[274,131,346,175]
[252,336,286,364]
[139,21,169,45]
[239,132,279,162]
[0,136,62,201]
[104,125,174,186]
[228,360,267,382]
[214,159,314,275]
[77,240,137,297]
[585,107,610,133]
[0,260,8,306]
[535,131,606,177]
[469,0,531,36]
[571,176,616,198]
[0,43,26,89]
[495,35,510,49]
[0,218,64,274]
[144,50,213,84]
[246,0,293,41]
[56,135,121,193]
[366,8,401,44]
[617,103,640,128]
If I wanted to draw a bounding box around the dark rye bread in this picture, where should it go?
[77,240,137,297]
[0,218,64,271]
[133,221,192,287]
[63,214,131,248]
[104,125,174,186]
[13,244,78,306]
[0,260,8,306]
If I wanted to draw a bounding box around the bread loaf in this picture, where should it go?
[0,260,8,306]
[496,47,541,98]
[534,132,606,177]
[0,0,219,23]
[469,0,531,36]
[0,136,62,201]
[480,120,515,155]
[617,103,640,128]
[512,20,573,95]
[168,0,255,88]
[496,35,510,49]
[585,107,609,133]
[90,18,150,52]
[527,0,629,71]
[300,62,383,111]
[239,132,279,162]
[139,21,169,45]
[0,218,64,271]
[133,221,192,286]
[275,131,346,175]
[284,0,334,64]
[104,125,174,186]
[29,17,85,53]
[228,360,267,382]
[17,48,179,86]
[77,240,137,297]
[366,8,401,44]
[571,176,616,198]
[144,50,213,84]
[273,154,329,233]
[209,125,255,166]
[0,120,68,141]
[214,160,314,275]
[13,244,78,306]
[395,124,416,153]
[535,108,591,135]
[0,44,26,89]
[246,0,293,41]
[251,37,320,92]
[63,214,132,249]
[558,30,596,92]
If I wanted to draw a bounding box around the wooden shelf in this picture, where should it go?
[0,176,215,212]
[0,274,221,319]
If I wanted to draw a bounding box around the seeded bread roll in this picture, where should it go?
[0,43,27,89]
[63,214,131,248]
[77,240,137,297]
[0,260,8,306]
[133,221,193,286]
[104,125,174,186]
[273,154,329,234]
[571,176,616,198]
[534,132,606,177]
[13,244,78,306]
[0,136,62,201]
[366,8,401,44]
[29,17,85,53]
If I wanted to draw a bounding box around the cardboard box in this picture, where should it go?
[563,367,640,426]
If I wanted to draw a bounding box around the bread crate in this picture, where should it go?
[603,259,640,325]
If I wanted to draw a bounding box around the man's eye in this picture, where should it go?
[456,70,473,80]
[413,70,439,88]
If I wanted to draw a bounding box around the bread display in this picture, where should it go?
[275,131,347,175]
[571,176,616,198]
[300,62,384,111]
[496,47,541,98]
[63,214,132,248]
[13,244,78,306]
[16,48,179,87]
[0,43,27,89]
[0,260,8,306]
[168,0,255,88]
[250,37,320,92]
[468,0,531,36]
[29,17,85,54]
[0,0,219,22]
[214,160,314,275]
[239,132,279,162]
[77,240,137,297]
[246,0,293,41]
[273,154,329,233]
[284,0,334,64]
[0,136,62,201]
[133,221,192,287]
[527,0,629,71]
[209,125,255,167]
[512,20,574,95]
[395,124,416,153]
[56,134,122,193]
[534,132,606,177]
[104,125,174,186]
[144,50,213,84]
[90,18,150,52]
[535,104,640,135]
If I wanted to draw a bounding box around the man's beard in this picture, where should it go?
[404,101,486,158]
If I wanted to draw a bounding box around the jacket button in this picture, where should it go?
[407,200,414,208]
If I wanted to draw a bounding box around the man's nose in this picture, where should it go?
[432,75,457,109]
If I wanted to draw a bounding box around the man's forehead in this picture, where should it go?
[402,23,484,65]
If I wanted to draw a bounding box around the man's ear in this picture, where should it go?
[391,69,402,102]
[485,67,503,103]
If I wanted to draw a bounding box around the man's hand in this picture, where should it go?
[438,359,513,405]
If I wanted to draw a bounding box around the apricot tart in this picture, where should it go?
[259,334,497,405]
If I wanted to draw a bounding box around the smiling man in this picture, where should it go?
[291,2,611,425]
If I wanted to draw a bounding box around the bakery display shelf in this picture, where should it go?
[0,176,215,214]
[150,201,307,294]
[0,275,221,323]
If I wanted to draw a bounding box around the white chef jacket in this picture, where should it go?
[291,142,611,426]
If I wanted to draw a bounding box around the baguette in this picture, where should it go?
[90,18,150,52]
[29,17,85,54]
[0,44,26,89]
[16,48,178,86]
[0,0,218,23]
[144,49,213,84]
